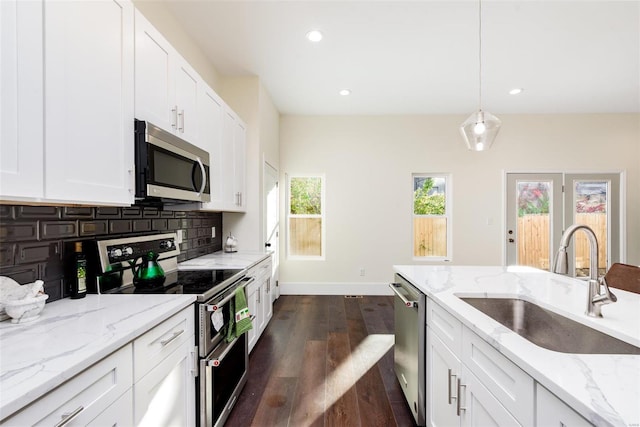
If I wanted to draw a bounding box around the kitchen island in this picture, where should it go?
[0,294,196,422]
[394,265,640,427]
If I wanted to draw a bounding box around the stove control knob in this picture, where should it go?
[160,240,174,249]
[110,248,123,258]
[123,246,134,256]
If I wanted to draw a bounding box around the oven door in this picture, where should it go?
[199,276,254,357]
[199,333,248,427]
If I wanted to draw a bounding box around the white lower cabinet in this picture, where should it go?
[1,344,133,426]
[134,339,195,426]
[1,305,196,427]
[246,256,273,353]
[536,384,592,427]
[133,306,196,426]
[426,299,532,427]
[426,297,595,427]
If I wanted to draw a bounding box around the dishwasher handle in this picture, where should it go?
[389,283,419,308]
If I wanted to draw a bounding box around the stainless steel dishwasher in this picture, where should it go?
[390,273,426,426]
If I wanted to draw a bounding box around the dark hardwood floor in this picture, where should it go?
[225,295,416,427]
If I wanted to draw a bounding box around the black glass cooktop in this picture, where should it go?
[106,268,244,302]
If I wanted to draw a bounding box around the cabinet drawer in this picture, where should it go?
[427,298,462,355]
[462,327,534,427]
[2,344,132,426]
[133,305,194,382]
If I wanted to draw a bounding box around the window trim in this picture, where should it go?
[412,173,453,262]
[286,173,326,260]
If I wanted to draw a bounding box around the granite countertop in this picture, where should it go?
[0,294,196,420]
[178,250,271,270]
[394,265,640,427]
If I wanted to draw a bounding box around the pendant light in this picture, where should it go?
[460,0,501,151]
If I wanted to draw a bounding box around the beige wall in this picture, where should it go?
[279,114,640,287]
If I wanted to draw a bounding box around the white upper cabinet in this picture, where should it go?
[198,86,224,204]
[44,0,135,205]
[134,9,201,145]
[0,0,44,200]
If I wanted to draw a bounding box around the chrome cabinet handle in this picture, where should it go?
[388,283,418,308]
[171,106,178,129]
[54,406,84,427]
[178,109,185,132]
[456,378,466,416]
[196,157,206,195]
[448,368,457,405]
[160,329,184,346]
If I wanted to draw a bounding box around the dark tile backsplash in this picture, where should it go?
[0,205,222,303]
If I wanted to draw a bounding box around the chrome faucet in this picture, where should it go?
[552,224,617,317]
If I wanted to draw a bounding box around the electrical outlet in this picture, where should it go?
[176,229,184,244]
[211,226,216,238]
[359,268,365,277]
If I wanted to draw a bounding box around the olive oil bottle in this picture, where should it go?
[69,242,87,299]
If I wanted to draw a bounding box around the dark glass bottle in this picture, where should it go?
[70,242,87,299]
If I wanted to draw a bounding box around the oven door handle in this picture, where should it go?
[207,336,240,367]
[205,277,255,312]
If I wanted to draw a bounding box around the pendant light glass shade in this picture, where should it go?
[460,0,501,151]
[460,109,501,151]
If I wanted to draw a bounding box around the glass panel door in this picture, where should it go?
[565,174,620,278]
[506,174,563,270]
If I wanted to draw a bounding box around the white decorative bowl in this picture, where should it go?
[3,294,49,324]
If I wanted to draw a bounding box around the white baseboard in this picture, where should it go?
[279,282,393,296]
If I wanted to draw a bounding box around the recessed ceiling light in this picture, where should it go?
[509,88,524,95]
[306,30,323,42]
[339,89,351,96]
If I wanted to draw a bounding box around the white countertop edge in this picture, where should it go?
[0,294,196,420]
[393,264,640,427]
[178,250,271,270]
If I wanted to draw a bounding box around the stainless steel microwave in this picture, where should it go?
[134,119,210,204]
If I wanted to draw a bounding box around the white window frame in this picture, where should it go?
[286,173,326,260]
[412,173,453,262]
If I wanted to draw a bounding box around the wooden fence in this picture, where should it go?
[413,217,447,257]
[517,213,607,271]
[289,217,322,256]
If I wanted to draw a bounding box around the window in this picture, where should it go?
[287,174,325,259]
[413,174,451,260]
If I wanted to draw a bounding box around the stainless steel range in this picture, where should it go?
[94,233,251,427]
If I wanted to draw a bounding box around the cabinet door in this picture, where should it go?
[536,384,591,427]
[44,0,134,205]
[232,119,246,210]
[220,109,238,209]
[198,86,224,206]
[427,327,461,427]
[88,388,134,426]
[134,8,174,132]
[174,58,200,144]
[0,0,43,200]
[460,365,522,427]
[134,339,195,427]
[263,277,273,323]
[246,282,259,353]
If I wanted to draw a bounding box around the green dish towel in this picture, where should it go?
[225,287,253,342]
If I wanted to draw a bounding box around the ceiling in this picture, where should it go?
[162,1,640,115]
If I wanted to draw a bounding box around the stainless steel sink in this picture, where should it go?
[459,297,640,355]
